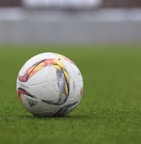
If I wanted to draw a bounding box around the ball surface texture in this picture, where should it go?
[16,52,83,117]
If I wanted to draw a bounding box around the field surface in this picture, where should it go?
[0,45,141,144]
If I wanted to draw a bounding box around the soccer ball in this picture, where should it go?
[16,52,83,117]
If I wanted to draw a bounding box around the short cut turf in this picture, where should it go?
[0,45,141,144]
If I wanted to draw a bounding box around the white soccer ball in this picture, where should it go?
[16,52,83,117]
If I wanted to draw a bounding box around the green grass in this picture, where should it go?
[0,45,141,144]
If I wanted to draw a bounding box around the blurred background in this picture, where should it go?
[0,0,141,44]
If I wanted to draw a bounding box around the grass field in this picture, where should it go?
[0,45,141,144]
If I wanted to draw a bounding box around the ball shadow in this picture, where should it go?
[13,114,91,121]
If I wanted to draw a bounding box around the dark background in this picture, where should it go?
[0,0,141,8]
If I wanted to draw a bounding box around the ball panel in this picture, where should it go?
[20,95,58,117]
[54,101,79,116]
